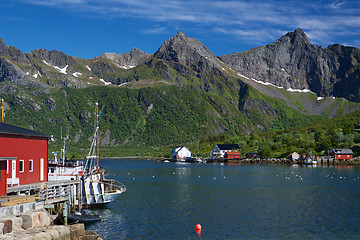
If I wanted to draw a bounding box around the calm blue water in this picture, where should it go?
[87,159,360,239]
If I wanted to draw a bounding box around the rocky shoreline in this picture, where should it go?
[224,158,360,165]
[102,156,360,165]
[0,211,102,240]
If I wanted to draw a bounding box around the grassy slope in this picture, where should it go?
[3,81,336,158]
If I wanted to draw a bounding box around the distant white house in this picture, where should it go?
[171,146,192,160]
[210,144,240,159]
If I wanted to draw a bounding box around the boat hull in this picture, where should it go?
[81,171,126,208]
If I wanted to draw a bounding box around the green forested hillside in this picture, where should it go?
[4,83,358,159]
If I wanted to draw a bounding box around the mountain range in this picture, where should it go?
[0,29,359,156]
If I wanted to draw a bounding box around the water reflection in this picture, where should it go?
[87,159,360,239]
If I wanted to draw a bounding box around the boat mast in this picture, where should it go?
[96,102,99,172]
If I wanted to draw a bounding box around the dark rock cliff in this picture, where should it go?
[26,49,78,69]
[0,37,29,64]
[0,58,26,82]
[328,44,360,101]
[219,28,360,101]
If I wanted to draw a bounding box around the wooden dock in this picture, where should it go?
[1,180,82,219]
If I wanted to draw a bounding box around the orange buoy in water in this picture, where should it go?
[195,224,202,231]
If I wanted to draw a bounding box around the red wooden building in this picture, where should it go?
[224,151,241,159]
[325,148,353,160]
[245,152,258,158]
[0,123,50,196]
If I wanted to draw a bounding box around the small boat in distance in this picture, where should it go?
[68,210,101,223]
[56,210,101,224]
[304,158,317,165]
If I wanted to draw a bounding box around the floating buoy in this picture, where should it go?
[195,224,202,231]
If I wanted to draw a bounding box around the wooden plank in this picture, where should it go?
[1,196,39,206]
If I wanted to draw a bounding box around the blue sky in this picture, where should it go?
[1,0,359,59]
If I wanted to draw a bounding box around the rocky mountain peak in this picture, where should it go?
[130,48,146,55]
[275,28,311,47]
[0,37,29,64]
[290,28,310,44]
[0,37,8,55]
[172,31,188,40]
[154,31,216,61]
[100,48,150,69]
[219,28,360,102]
[154,31,223,73]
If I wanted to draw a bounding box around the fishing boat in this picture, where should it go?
[304,158,317,165]
[80,102,126,208]
[48,103,126,208]
[48,142,85,181]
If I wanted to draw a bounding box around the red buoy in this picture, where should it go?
[195,224,202,231]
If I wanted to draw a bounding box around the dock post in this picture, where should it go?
[63,201,68,225]
[77,182,82,211]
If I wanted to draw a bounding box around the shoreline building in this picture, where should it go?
[0,123,50,195]
[210,144,240,159]
[324,148,353,161]
[171,146,191,161]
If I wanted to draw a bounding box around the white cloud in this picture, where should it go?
[18,0,360,49]
[328,0,347,9]
[143,26,168,34]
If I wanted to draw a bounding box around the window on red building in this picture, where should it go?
[19,160,24,172]
[29,160,33,172]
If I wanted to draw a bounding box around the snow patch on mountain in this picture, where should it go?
[100,78,111,85]
[120,65,136,70]
[286,88,315,94]
[238,73,284,89]
[42,60,68,74]
[73,72,82,77]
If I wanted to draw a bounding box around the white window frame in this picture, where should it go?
[29,160,33,172]
[40,158,44,181]
[7,160,9,174]
[19,160,24,173]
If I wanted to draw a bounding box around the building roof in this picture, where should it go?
[225,151,241,155]
[0,123,50,138]
[332,148,353,155]
[173,146,190,152]
[216,144,240,150]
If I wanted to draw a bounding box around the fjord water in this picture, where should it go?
[87,159,360,239]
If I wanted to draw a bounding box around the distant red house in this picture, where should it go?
[224,151,241,159]
[325,148,353,160]
[0,123,50,192]
[246,152,258,158]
